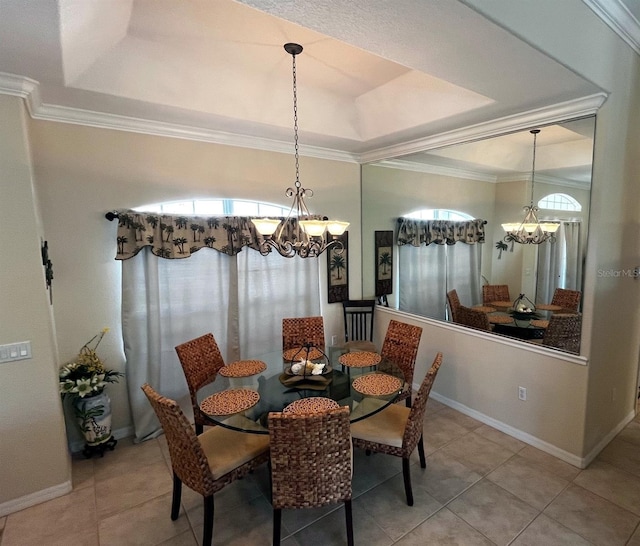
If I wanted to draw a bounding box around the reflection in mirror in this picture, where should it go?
[361,116,595,355]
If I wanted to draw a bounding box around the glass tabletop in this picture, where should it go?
[196,347,405,434]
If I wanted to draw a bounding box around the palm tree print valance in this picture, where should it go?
[397,218,486,247]
[112,210,321,260]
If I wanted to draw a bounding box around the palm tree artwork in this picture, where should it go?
[378,251,392,278]
[330,252,346,283]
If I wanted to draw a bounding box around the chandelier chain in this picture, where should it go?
[292,51,300,189]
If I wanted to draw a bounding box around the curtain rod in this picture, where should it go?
[396,218,487,224]
[105,211,119,221]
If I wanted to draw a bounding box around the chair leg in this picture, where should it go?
[203,495,214,546]
[402,458,414,506]
[273,508,282,546]
[345,499,354,546]
[195,423,204,435]
[405,397,412,408]
[417,434,426,468]
[171,472,182,520]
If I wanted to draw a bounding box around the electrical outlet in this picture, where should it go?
[518,386,527,401]
[331,334,338,346]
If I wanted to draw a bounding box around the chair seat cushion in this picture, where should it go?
[350,402,409,448]
[199,426,270,479]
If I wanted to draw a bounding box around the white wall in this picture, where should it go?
[0,96,70,515]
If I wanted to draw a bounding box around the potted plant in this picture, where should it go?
[59,328,123,456]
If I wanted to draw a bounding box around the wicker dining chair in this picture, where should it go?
[378,319,422,407]
[446,289,461,323]
[456,305,492,331]
[342,299,377,352]
[175,333,226,434]
[282,316,325,351]
[141,384,270,546]
[268,406,354,546]
[351,352,443,506]
[550,288,582,312]
[482,284,510,305]
[542,313,582,353]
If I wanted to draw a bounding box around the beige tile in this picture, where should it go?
[158,529,198,545]
[425,398,446,415]
[474,424,527,453]
[448,479,538,545]
[355,464,442,540]
[617,420,640,446]
[574,459,640,516]
[72,455,95,491]
[628,523,640,546]
[518,445,581,481]
[2,487,98,546]
[422,413,472,452]
[293,501,393,546]
[96,460,173,519]
[438,432,514,475]
[99,493,190,545]
[394,507,495,545]
[437,407,483,431]
[413,450,482,504]
[352,449,403,498]
[93,436,166,483]
[544,483,639,545]
[510,513,592,545]
[486,454,568,510]
[598,437,640,478]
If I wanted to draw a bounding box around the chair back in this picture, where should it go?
[342,300,376,342]
[482,284,510,305]
[446,289,461,322]
[141,383,214,496]
[403,353,443,451]
[456,305,491,331]
[380,320,422,387]
[551,288,581,312]
[268,407,352,509]
[282,316,325,350]
[543,313,582,353]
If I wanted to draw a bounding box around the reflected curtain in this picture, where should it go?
[119,223,320,442]
[535,221,582,303]
[397,218,485,319]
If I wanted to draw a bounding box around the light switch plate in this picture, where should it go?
[0,341,31,363]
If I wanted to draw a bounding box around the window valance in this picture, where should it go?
[112,210,319,260]
[397,218,486,247]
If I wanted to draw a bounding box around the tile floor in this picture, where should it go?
[3,399,640,545]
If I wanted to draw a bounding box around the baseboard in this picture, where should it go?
[580,408,636,467]
[0,480,72,518]
[429,390,586,468]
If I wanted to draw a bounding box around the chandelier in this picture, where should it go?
[501,129,559,245]
[251,43,349,258]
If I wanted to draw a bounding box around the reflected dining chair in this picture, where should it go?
[482,284,511,305]
[141,384,270,546]
[542,313,582,353]
[456,305,492,331]
[175,333,226,435]
[351,352,443,506]
[342,299,377,352]
[268,407,354,546]
[379,319,423,407]
[446,289,461,323]
[550,288,581,312]
[282,316,325,351]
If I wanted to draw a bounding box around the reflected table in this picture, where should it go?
[196,347,405,434]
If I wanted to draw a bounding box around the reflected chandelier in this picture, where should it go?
[502,129,559,245]
[251,43,349,258]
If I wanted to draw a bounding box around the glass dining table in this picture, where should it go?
[196,346,405,434]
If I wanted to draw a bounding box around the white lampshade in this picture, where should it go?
[326,221,349,235]
[251,218,281,236]
[501,223,520,232]
[541,222,560,233]
[299,220,328,237]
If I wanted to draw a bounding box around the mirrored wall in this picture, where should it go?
[361,116,595,355]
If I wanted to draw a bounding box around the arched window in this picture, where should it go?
[538,193,581,212]
[135,198,288,216]
[404,208,473,221]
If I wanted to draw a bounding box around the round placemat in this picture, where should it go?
[283,397,340,414]
[488,314,514,324]
[535,304,563,311]
[352,373,402,396]
[283,347,324,361]
[200,389,260,416]
[218,360,266,378]
[490,301,512,308]
[531,319,549,328]
[473,305,496,313]
[338,351,382,368]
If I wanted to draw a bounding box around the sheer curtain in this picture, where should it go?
[122,247,320,441]
[536,221,582,303]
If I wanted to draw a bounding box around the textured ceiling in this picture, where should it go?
[0,0,619,178]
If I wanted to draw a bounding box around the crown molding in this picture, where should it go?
[358,93,608,164]
[583,0,640,55]
[371,159,497,182]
